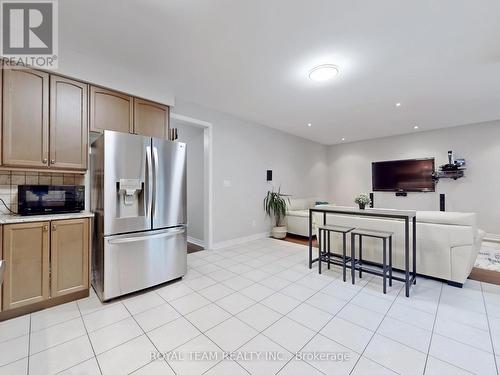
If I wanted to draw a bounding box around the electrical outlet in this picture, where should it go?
[223,180,231,188]
[252,220,256,227]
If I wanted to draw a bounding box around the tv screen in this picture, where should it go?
[372,158,435,192]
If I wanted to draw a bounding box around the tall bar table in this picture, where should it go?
[308,206,417,297]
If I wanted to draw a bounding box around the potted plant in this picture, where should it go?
[354,193,371,210]
[263,188,290,239]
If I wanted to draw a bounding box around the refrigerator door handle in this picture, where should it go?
[146,146,153,218]
[107,228,185,244]
[152,146,159,218]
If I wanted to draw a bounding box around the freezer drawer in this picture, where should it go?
[101,227,186,301]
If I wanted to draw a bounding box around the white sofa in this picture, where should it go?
[286,198,325,236]
[314,206,484,286]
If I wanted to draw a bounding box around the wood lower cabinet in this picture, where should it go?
[90,86,133,134]
[1,218,90,314]
[50,219,89,297]
[2,222,50,310]
[50,76,88,170]
[2,68,49,168]
[133,98,169,138]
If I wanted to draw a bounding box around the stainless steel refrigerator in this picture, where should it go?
[91,130,187,301]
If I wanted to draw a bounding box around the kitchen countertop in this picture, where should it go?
[0,212,94,224]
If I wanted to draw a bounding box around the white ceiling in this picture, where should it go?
[60,0,500,145]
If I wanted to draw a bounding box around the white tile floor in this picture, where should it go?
[1,238,500,375]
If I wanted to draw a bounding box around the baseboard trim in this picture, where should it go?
[211,232,270,250]
[187,236,205,248]
[484,233,500,243]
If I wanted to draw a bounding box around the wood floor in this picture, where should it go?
[187,242,204,254]
[469,267,500,285]
[280,234,500,285]
[280,233,317,247]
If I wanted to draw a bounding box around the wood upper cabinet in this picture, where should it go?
[50,76,88,170]
[133,98,169,138]
[50,218,89,298]
[90,86,133,134]
[2,68,49,168]
[2,222,50,311]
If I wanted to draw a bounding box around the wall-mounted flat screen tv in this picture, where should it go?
[372,158,435,192]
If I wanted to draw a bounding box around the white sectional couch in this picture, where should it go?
[286,198,325,236]
[314,205,484,286]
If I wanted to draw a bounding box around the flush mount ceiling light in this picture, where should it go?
[341,137,346,141]
[413,125,419,130]
[396,102,401,107]
[309,64,339,82]
[307,123,312,127]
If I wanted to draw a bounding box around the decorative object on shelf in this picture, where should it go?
[432,150,466,181]
[315,200,330,205]
[354,193,371,210]
[263,187,290,239]
[168,127,178,141]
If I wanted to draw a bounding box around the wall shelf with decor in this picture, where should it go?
[432,150,466,182]
[432,169,465,181]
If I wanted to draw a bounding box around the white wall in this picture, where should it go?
[173,99,329,244]
[327,120,500,235]
[175,122,205,243]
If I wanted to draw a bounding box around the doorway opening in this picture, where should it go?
[170,113,213,252]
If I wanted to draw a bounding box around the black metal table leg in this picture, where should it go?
[413,216,417,285]
[389,236,393,287]
[351,234,355,284]
[383,237,387,294]
[342,233,347,282]
[327,231,331,270]
[405,218,410,297]
[358,235,363,278]
[318,228,322,274]
[308,209,312,269]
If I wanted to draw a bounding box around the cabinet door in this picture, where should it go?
[89,86,133,134]
[50,76,88,170]
[133,98,169,138]
[0,227,3,313]
[50,219,89,298]
[2,222,50,310]
[2,68,49,167]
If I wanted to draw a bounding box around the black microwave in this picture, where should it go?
[18,185,85,216]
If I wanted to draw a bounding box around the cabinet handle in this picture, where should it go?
[50,159,55,164]
[42,158,48,164]
[43,225,49,232]
[52,224,57,231]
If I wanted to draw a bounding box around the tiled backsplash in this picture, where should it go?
[0,171,86,214]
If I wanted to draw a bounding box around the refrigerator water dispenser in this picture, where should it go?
[116,178,144,217]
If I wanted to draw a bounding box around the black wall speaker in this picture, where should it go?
[266,170,272,181]
[440,194,446,211]
[369,193,374,208]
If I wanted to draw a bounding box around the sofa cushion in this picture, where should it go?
[288,198,310,211]
[287,210,309,218]
[417,211,476,227]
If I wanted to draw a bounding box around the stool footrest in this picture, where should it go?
[351,228,393,238]
[318,225,355,234]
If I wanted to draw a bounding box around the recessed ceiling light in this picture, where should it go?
[413,125,419,130]
[396,102,401,107]
[307,123,312,127]
[309,64,339,82]
[341,137,346,141]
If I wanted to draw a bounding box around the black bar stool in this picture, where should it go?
[317,224,355,281]
[350,229,393,293]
